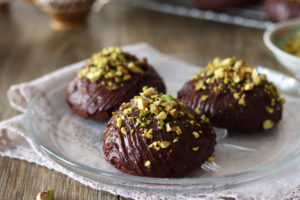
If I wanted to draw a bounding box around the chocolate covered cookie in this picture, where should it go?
[67,47,166,120]
[178,58,284,132]
[103,87,216,177]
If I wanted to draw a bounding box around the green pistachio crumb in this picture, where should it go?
[200,95,209,102]
[166,123,172,132]
[121,127,127,135]
[160,141,171,148]
[155,111,167,120]
[36,189,53,200]
[175,126,182,135]
[265,106,274,114]
[263,120,274,130]
[201,114,210,123]
[161,94,173,102]
[192,147,199,151]
[192,131,200,138]
[173,137,179,143]
[116,118,122,128]
[194,107,201,114]
[145,160,151,167]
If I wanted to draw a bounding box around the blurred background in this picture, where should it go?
[2,0,299,119]
[0,1,299,198]
[2,0,300,122]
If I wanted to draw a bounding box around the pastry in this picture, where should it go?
[178,58,284,132]
[103,87,216,177]
[67,47,166,120]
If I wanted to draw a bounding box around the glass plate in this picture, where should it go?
[26,63,300,194]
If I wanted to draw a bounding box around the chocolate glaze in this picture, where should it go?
[103,101,216,178]
[194,0,260,11]
[178,78,282,132]
[67,64,166,120]
[264,0,300,22]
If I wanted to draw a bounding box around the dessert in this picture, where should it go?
[193,0,260,11]
[178,58,284,132]
[103,87,216,177]
[265,0,300,22]
[67,47,166,120]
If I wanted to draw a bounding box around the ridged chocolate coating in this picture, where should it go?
[67,65,166,120]
[265,0,300,22]
[103,101,216,178]
[178,78,282,132]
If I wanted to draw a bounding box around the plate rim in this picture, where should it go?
[25,90,300,191]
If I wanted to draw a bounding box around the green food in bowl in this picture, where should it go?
[282,31,300,57]
[264,19,300,79]
[271,23,300,58]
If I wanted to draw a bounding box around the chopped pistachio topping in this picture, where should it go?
[149,141,171,151]
[121,127,127,135]
[150,104,159,115]
[263,120,274,130]
[36,189,53,200]
[136,97,149,110]
[78,47,146,90]
[187,113,195,120]
[238,95,246,106]
[166,123,172,132]
[192,147,199,151]
[161,94,173,102]
[173,137,179,143]
[194,107,201,114]
[192,131,200,139]
[195,80,206,91]
[141,87,156,97]
[207,155,216,162]
[200,95,209,102]
[145,160,151,167]
[144,128,153,139]
[115,87,210,152]
[265,106,274,114]
[160,141,171,148]
[169,109,178,118]
[233,93,240,99]
[116,118,123,128]
[175,126,182,135]
[155,111,167,120]
[192,57,283,108]
[201,114,210,123]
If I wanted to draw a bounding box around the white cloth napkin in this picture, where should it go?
[1,43,300,200]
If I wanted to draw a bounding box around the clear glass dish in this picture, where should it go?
[26,63,300,194]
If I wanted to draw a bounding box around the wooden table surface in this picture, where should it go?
[0,1,290,199]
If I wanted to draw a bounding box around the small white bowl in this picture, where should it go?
[264,19,300,79]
